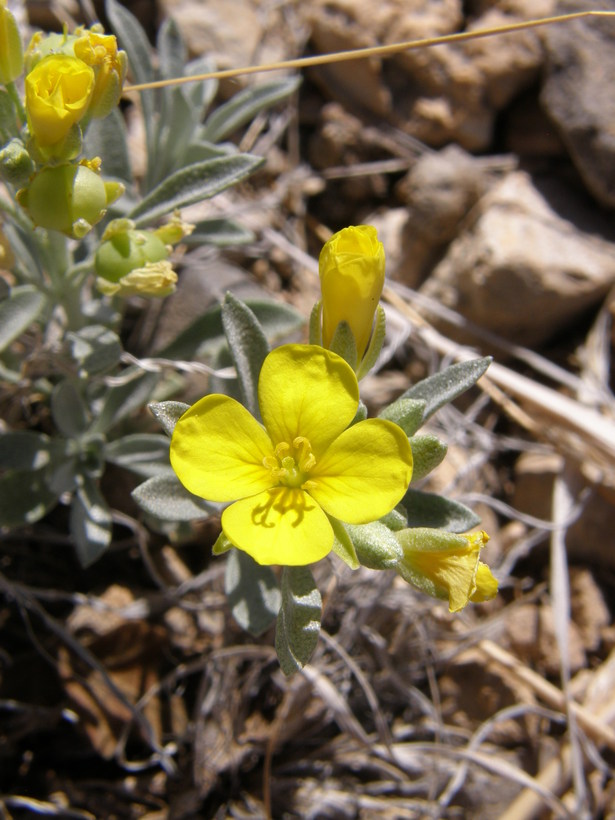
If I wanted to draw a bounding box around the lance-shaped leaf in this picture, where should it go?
[104,434,171,477]
[149,401,190,437]
[90,370,158,434]
[225,549,281,637]
[0,470,58,527]
[403,488,481,533]
[345,520,403,570]
[400,357,492,424]
[221,293,269,417]
[202,77,301,143]
[51,380,90,438]
[132,474,213,521]
[70,476,112,567]
[67,325,122,377]
[129,154,264,225]
[0,285,45,353]
[379,398,426,437]
[275,566,322,677]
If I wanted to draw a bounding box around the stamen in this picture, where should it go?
[264,437,317,489]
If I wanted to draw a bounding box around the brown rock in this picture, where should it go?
[420,171,615,346]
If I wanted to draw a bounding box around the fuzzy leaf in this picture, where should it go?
[129,154,264,225]
[0,285,45,353]
[401,357,492,423]
[225,549,281,637]
[403,489,481,533]
[157,299,304,361]
[379,398,426,437]
[67,325,122,377]
[149,401,190,437]
[328,320,357,371]
[184,218,254,247]
[70,476,112,567]
[90,369,158,434]
[275,566,322,677]
[409,434,448,483]
[0,469,58,527]
[202,77,301,143]
[221,293,269,417]
[132,474,212,521]
[51,381,90,438]
[104,434,171,477]
[346,521,403,570]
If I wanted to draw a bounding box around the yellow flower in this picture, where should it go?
[171,344,413,566]
[319,225,385,362]
[0,0,24,84]
[25,54,94,146]
[396,529,498,612]
[73,28,126,119]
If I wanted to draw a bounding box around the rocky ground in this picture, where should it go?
[2,0,615,817]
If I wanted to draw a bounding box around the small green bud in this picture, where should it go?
[0,0,24,84]
[0,138,34,186]
[17,160,123,238]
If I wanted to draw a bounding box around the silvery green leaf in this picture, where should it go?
[275,566,322,677]
[104,434,171,477]
[346,521,403,570]
[401,357,492,423]
[70,476,112,567]
[403,489,481,533]
[221,293,268,417]
[350,400,368,426]
[379,398,426,437]
[67,325,122,377]
[0,431,57,471]
[105,0,155,158]
[0,470,58,527]
[202,77,301,143]
[225,549,281,637]
[157,16,186,83]
[84,108,132,184]
[379,505,407,531]
[158,299,304,361]
[184,218,254,247]
[0,285,45,353]
[409,434,448,483]
[131,474,213,521]
[149,401,190,437]
[51,380,89,438]
[90,369,159,435]
[129,154,264,225]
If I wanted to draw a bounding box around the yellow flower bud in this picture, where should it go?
[25,54,94,147]
[0,0,24,84]
[73,29,126,119]
[319,225,385,361]
[17,161,124,238]
[395,528,498,612]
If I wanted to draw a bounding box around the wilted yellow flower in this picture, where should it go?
[25,54,94,146]
[395,528,498,612]
[96,261,178,298]
[74,28,126,119]
[0,0,24,84]
[319,225,385,362]
[171,344,413,566]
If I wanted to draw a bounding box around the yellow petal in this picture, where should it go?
[470,562,499,602]
[309,418,413,522]
[258,344,359,455]
[222,486,333,565]
[404,545,480,613]
[170,395,274,502]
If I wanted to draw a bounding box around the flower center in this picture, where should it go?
[263,436,316,489]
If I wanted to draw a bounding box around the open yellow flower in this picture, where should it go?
[319,225,385,361]
[171,344,413,566]
[25,54,94,146]
[395,529,498,612]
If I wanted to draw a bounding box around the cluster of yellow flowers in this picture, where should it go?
[0,2,191,295]
[0,3,125,237]
[171,226,498,612]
